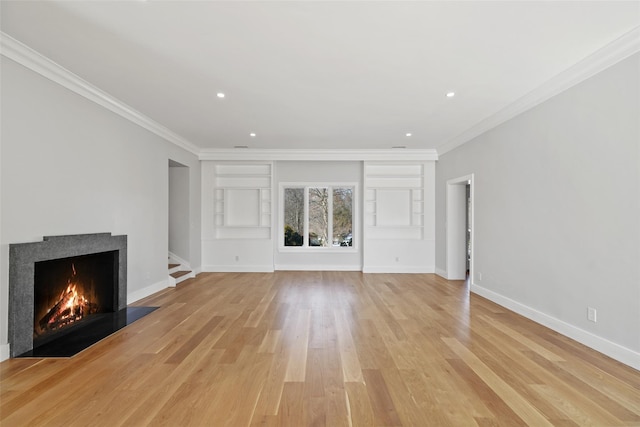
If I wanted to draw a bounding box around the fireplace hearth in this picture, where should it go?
[9,233,156,358]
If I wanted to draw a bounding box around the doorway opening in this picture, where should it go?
[446,174,474,285]
[168,160,190,268]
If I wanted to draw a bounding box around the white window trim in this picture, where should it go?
[279,182,358,253]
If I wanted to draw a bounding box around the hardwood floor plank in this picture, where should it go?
[344,382,375,427]
[479,314,565,362]
[528,351,639,424]
[252,352,289,417]
[333,309,364,383]
[278,382,305,427]
[245,282,278,328]
[380,367,432,426]
[283,309,311,382]
[396,369,459,427]
[165,315,224,364]
[555,358,640,415]
[447,358,529,426]
[362,368,402,426]
[443,337,555,427]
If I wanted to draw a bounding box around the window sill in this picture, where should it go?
[278,246,358,254]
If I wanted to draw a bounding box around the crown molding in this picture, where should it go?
[198,148,438,162]
[0,32,201,156]
[437,26,640,156]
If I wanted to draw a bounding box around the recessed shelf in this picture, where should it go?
[213,163,272,239]
[364,163,424,239]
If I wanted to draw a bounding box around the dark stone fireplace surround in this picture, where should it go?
[9,233,127,357]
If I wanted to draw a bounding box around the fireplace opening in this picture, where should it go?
[33,250,117,349]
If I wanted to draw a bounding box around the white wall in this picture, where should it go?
[435,53,640,368]
[169,164,190,262]
[274,161,362,270]
[0,56,201,360]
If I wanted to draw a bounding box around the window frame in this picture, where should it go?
[279,182,358,252]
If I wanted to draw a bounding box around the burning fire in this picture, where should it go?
[38,264,99,334]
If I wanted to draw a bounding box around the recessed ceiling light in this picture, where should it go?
[217,92,225,98]
[405,133,412,137]
[234,145,248,149]
[250,133,256,137]
[446,92,455,98]
[392,146,407,149]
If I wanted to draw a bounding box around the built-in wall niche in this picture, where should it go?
[214,163,272,239]
[364,163,424,239]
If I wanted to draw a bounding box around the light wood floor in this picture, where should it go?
[1,272,639,426]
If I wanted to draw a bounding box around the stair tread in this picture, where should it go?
[168,263,180,269]
[170,270,191,279]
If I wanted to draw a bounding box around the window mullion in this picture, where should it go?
[328,186,333,247]
[303,186,309,247]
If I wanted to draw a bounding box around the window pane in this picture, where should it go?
[308,188,329,247]
[284,188,304,246]
[333,188,353,247]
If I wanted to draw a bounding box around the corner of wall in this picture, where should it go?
[435,267,447,279]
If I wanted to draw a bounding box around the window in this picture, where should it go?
[282,184,355,249]
[283,188,304,246]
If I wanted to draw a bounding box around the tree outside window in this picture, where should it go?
[333,188,353,246]
[284,188,304,246]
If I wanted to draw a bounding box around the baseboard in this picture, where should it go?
[471,283,640,371]
[435,267,447,278]
[168,251,191,269]
[202,265,275,273]
[362,266,435,274]
[275,264,362,271]
[127,278,170,304]
[0,343,10,362]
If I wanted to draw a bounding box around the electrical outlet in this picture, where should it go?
[477,272,482,281]
[587,307,597,323]
[235,255,239,262]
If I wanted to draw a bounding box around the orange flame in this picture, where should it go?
[38,263,98,334]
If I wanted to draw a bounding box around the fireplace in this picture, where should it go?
[9,233,132,357]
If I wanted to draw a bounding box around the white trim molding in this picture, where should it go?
[275,264,362,272]
[471,283,640,371]
[203,265,275,273]
[363,266,436,274]
[127,278,170,305]
[199,148,438,162]
[437,26,640,156]
[0,32,201,156]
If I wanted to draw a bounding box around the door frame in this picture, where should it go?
[446,174,474,281]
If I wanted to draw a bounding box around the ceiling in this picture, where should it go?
[1,1,639,154]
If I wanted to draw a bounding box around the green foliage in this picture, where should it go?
[284,224,303,246]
